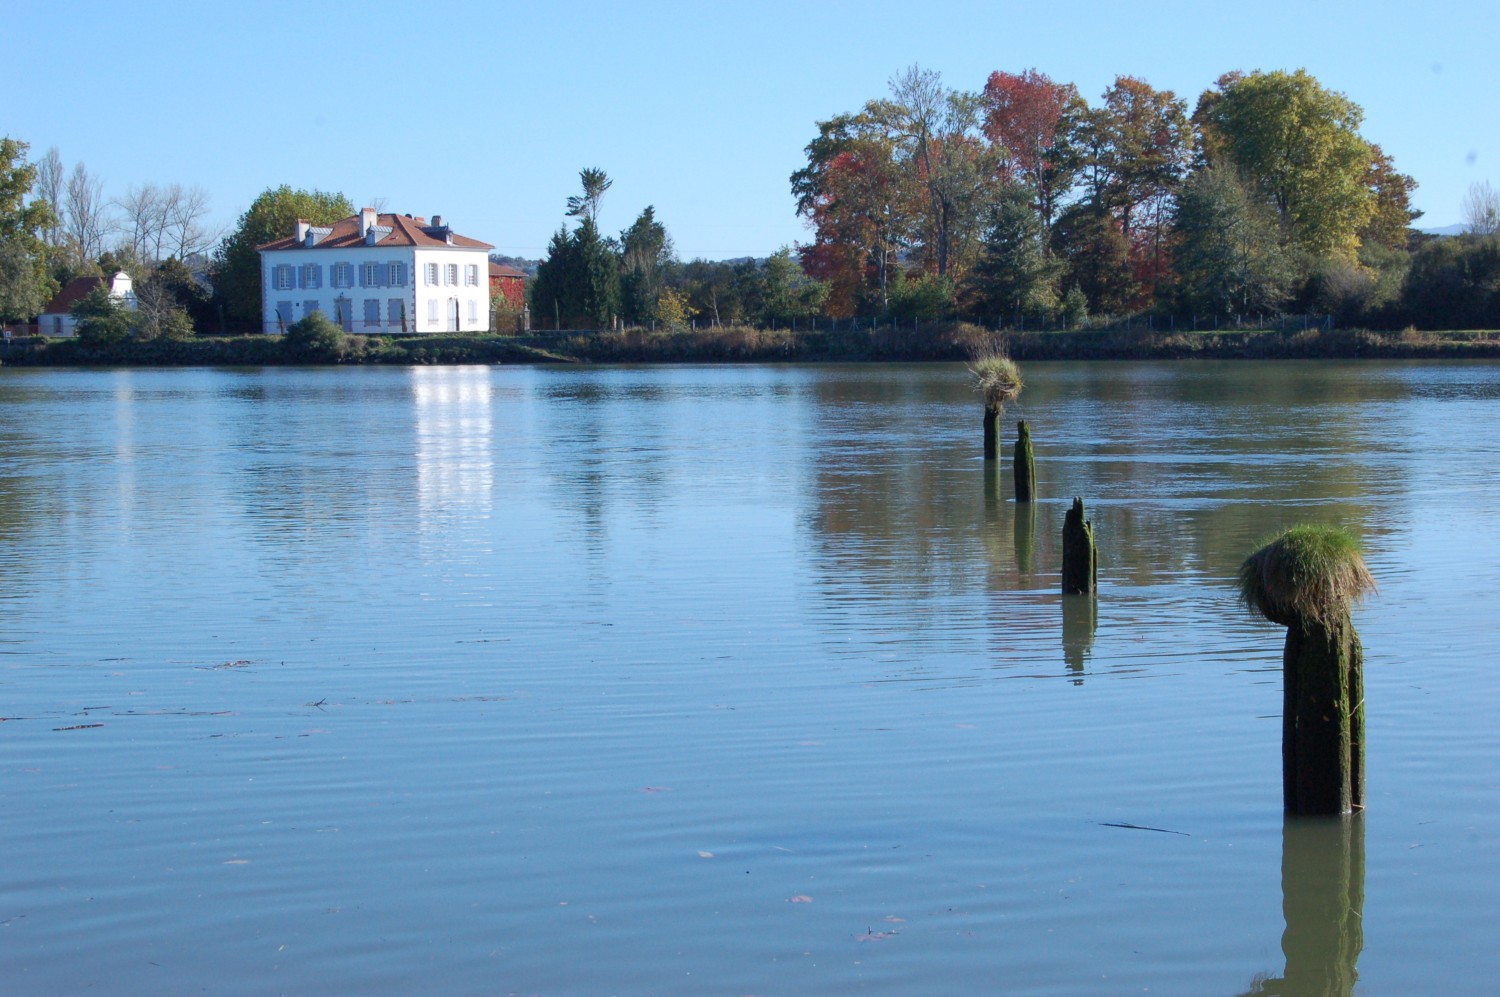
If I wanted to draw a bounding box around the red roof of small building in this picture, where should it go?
[488,262,526,279]
[257,212,494,252]
[39,275,107,316]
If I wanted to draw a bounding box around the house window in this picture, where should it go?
[276,301,293,330]
[388,298,405,329]
[363,262,380,287]
[389,262,403,286]
[425,262,439,285]
[332,262,352,288]
[467,300,478,326]
[427,299,439,326]
[465,264,479,287]
[301,264,320,289]
[304,299,321,315]
[274,264,292,290]
[364,299,381,329]
[445,263,458,286]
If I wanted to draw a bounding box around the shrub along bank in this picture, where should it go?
[5,323,1500,368]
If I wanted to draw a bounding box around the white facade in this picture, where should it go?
[257,210,492,335]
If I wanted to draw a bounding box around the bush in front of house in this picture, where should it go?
[283,311,348,359]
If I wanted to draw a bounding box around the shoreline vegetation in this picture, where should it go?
[4,322,1500,368]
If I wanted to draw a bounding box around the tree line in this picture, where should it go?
[790,65,1435,327]
[9,62,1500,341]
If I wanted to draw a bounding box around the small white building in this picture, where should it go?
[36,271,136,338]
[257,209,494,334]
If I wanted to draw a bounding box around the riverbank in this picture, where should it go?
[5,322,1500,367]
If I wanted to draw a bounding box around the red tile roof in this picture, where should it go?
[39,275,106,316]
[489,262,526,278]
[257,212,494,252]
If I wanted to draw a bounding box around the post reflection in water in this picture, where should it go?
[1060,593,1096,680]
[1244,815,1365,997]
[1014,499,1036,575]
[411,366,494,528]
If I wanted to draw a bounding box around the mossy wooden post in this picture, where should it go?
[1014,420,1036,502]
[1061,497,1097,595]
[1239,526,1374,816]
[969,353,1021,461]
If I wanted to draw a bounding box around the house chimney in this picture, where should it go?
[295,219,311,242]
[431,214,443,228]
[360,207,376,237]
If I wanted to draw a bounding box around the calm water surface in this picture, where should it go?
[2,361,1498,996]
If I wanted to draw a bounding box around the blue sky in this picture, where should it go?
[8,0,1495,260]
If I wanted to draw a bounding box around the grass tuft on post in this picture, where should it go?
[1239,525,1375,815]
[1014,420,1036,502]
[968,350,1022,460]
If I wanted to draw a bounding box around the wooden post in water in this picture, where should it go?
[983,404,1000,460]
[1238,526,1374,815]
[1061,497,1097,595]
[1014,421,1036,502]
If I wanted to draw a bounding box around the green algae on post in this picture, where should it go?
[1014,420,1036,502]
[1061,497,1097,595]
[968,352,1022,460]
[1239,525,1375,815]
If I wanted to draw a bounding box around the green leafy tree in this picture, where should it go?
[1051,203,1134,315]
[0,137,59,324]
[530,218,619,329]
[964,185,1062,324]
[577,216,621,329]
[1194,70,1374,262]
[619,206,673,325]
[1400,235,1500,329]
[758,248,826,325]
[212,185,352,331]
[71,283,134,344]
[565,168,612,225]
[1172,165,1292,314]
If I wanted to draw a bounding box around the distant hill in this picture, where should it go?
[489,254,539,277]
[1419,223,1468,236]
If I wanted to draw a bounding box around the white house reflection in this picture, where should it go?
[412,366,493,528]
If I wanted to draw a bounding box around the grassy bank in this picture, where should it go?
[5,323,1500,368]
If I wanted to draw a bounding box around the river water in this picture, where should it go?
[2,361,1498,996]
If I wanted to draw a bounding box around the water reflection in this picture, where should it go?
[1014,501,1036,575]
[1061,594,1096,680]
[1243,816,1365,997]
[412,366,493,527]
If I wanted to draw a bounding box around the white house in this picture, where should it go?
[257,209,494,334]
[36,271,136,338]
